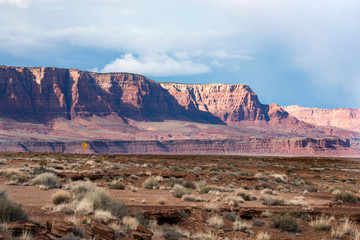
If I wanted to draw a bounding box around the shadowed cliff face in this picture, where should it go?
[0,66,224,124]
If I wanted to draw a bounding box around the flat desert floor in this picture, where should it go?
[0,153,360,239]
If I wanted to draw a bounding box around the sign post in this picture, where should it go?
[82,142,87,154]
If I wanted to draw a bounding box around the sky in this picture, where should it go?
[0,0,359,109]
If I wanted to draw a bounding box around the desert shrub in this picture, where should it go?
[2,169,29,184]
[332,190,357,203]
[233,219,252,232]
[236,190,252,201]
[181,194,200,202]
[142,176,163,189]
[256,232,270,240]
[206,215,224,229]
[167,177,195,189]
[52,190,71,205]
[254,182,273,190]
[260,194,286,206]
[222,195,244,207]
[108,180,125,190]
[252,218,265,227]
[270,211,300,233]
[85,188,128,219]
[161,225,183,240]
[69,181,96,199]
[172,184,191,198]
[223,212,238,222]
[199,185,219,194]
[133,212,150,228]
[0,187,28,222]
[309,215,334,230]
[32,173,61,188]
[304,185,318,192]
[272,174,288,183]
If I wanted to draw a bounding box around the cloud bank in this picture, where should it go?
[101,53,210,76]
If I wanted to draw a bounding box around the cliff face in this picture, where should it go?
[160,83,289,123]
[284,105,360,133]
[0,66,357,156]
[0,66,222,123]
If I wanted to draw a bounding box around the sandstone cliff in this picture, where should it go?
[0,66,222,123]
[284,105,360,133]
[160,83,289,123]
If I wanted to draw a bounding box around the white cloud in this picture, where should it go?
[101,53,210,77]
[0,0,61,7]
[211,60,223,67]
[0,0,30,7]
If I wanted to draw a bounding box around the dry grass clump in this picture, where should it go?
[0,186,28,222]
[94,210,114,223]
[271,173,288,183]
[331,225,346,239]
[260,194,286,206]
[222,195,244,207]
[68,181,96,199]
[233,219,252,232]
[256,232,270,240]
[171,184,191,198]
[192,232,219,240]
[122,216,139,230]
[142,176,163,189]
[17,230,33,240]
[181,194,205,202]
[309,215,334,230]
[52,190,71,205]
[206,215,224,229]
[2,168,29,184]
[236,189,252,201]
[32,172,61,188]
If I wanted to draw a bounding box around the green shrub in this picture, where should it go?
[172,184,191,198]
[142,176,163,189]
[85,188,128,219]
[270,211,300,233]
[108,181,125,190]
[332,190,357,203]
[167,177,195,189]
[0,187,28,222]
[32,173,61,188]
[161,225,183,240]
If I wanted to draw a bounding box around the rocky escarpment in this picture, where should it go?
[160,83,290,123]
[0,66,222,123]
[284,105,360,133]
[0,137,352,156]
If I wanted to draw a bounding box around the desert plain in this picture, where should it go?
[0,152,360,240]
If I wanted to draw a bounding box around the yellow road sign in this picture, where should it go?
[82,142,87,147]
[83,146,87,151]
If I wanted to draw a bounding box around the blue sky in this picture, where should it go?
[1,0,359,109]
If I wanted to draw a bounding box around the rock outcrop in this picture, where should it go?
[284,105,360,133]
[160,83,289,123]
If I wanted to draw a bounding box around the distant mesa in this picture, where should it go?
[0,65,359,156]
